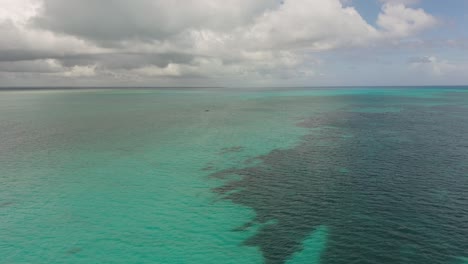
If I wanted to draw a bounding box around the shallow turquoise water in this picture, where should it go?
[1,87,468,263]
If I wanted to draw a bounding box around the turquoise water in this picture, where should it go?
[1,87,468,263]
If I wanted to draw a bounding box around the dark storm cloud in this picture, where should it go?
[34,0,171,43]
[0,49,59,62]
[57,52,196,69]
[33,0,278,43]
[0,59,61,73]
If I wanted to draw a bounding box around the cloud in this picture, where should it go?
[409,56,458,76]
[0,0,41,24]
[62,64,97,77]
[240,1,379,50]
[34,0,279,43]
[0,0,440,85]
[0,0,109,63]
[0,58,62,73]
[377,3,437,38]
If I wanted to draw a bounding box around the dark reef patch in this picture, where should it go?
[201,163,216,171]
[210,98,468,264]
[66,247,82,255]
[219,146,245,155]
[0,201,13,207]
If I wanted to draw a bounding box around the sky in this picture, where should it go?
[0,0,467,87]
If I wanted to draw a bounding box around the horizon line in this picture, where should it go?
[1,85,468,91]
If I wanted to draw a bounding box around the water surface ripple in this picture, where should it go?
[2,88,468,263]
[212,95,468,264]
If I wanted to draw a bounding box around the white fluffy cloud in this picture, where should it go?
[377,3,437,38]
[241,1,379,50]
[0,0,440,85]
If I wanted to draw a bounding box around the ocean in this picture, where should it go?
[1,87,467,264]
